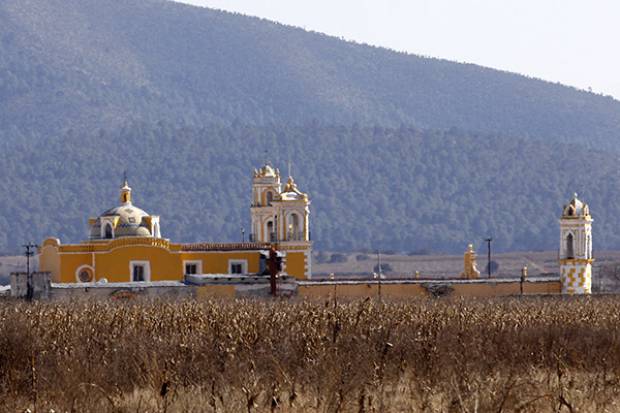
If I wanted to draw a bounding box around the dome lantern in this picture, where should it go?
[120,173,132,205]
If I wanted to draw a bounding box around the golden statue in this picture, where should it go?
[461,244,481,279]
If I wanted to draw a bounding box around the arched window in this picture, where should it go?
[586,235,591,259]
[289,213,301,240]
[566,233,574,259]
[266,191,274,206]
[267,220,275,242]
[104,223,113,239]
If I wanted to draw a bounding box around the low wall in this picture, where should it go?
[298,277,561,299]
[50,281,195,300]
[187,274,298,298]
[6,272,563,300]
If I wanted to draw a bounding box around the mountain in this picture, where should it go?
[1,123,619,255]
[1,0,620,148]
[1,0,620,255]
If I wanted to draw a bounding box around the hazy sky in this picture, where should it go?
[174,0,620,100]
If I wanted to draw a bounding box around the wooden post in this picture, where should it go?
[267,245,279,297]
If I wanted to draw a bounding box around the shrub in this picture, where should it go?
[0,297,618,411]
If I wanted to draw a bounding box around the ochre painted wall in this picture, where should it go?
[59,253,94,283]
[94,246,180,282]
[47,243,265,283]
[285,251,307,280]
[39,244,61,282]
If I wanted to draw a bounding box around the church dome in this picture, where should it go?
[89,178,160,240]
[562,193,590,218]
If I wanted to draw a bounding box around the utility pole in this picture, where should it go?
[23,243,38,301]
[267,245,280,297]
[520,265,528,296]
[329,273,337,308]
[376,250,383,302]
[485,238,493,278]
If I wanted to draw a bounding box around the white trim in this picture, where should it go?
[56,248,271,255]
[129,260,151,282]
[305,249,312,280]
[228,259,248,275]
[264,218,275,243]
[75,265,95,283]
[183,260,203,275]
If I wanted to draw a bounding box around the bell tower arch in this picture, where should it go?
[250,163,281,242]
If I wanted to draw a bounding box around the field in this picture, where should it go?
[1,297,620,412]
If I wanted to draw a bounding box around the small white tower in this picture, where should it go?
[559,194,593,294]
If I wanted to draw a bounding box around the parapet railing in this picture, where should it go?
[180,242,272,251]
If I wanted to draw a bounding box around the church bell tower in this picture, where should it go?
[250,163,312,279]
[559,194,593,294]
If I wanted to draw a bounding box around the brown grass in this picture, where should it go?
[1,296,620,412]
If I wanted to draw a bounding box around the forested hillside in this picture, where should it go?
[1,0,620,254]
[1,0,620,148]
[0,123,618,254]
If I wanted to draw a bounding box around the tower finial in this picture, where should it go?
[288,159,292,178]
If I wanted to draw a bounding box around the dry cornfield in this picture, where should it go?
[1,296,620,412]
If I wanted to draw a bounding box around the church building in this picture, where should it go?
[39,164,312,283]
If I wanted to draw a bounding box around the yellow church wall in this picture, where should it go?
[50,242,266,283]
[39,244,61,282]
[59,253,94,283]
[285,251,307,280]
[94,246,181,282]
[180,252,261,275]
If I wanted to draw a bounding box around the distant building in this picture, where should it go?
[39,164,312,282]
[559,194,593,294]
